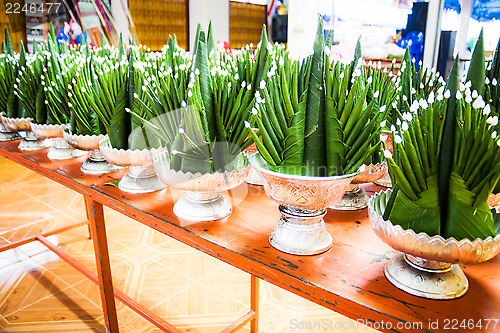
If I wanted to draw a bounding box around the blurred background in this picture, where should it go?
[1,0,499,76]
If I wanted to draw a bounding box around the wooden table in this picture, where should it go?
[1,139,499,333]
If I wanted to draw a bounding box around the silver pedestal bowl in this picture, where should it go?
[31,123,86,160]
[0,113,22,141]
[369,190,500,300]
[249,153,360,255]
[63,129,120,174]
[332,162,387,210]
[1,116,52,150]
[153,150,249,221]
[99,136,166,193]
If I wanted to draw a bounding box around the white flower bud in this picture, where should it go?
[401,121,409,131]
[380,120,387,128]
[483,104,491,115]
[444,90,451,99]
[380,105,386,113]
[394,135,403,144]
[487,116,498,126]
[384,149,393,159]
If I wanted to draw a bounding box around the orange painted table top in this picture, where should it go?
[1,140,499,333]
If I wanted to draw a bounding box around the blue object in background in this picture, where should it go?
[396,31,424,72]
[445,0,500,22]
[56,27,68,45]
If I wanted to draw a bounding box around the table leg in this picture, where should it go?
[84,197,92,239]
[86,198,120,333]
[250,274,259,333]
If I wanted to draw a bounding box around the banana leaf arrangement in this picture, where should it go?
[13,44,46,121]
[65,47,107,137]
[0,29,18,116]
[248,17,382,177]
[382,43,499,241]
[41,35,75,125]
[133,24,270,174]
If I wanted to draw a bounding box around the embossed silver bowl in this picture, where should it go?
[63,129,119,175]
[154,150,249,221]
[249,153,360,255]
[99,136,166,193]
[0,112,22,141]
[31,123,85,160]
[1,115,51,150]
[369,190,500,300]
[333,162,388,210]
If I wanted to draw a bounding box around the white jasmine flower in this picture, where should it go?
[444,90,451,99]
[493,78,498,86]
[401,122,409,131]
[380,120,387,128]
[396,118,402,126]
[181,100,187,107]
[403,112,413,122]
[456,91,462,100]
[178,128,185,134]
[487,116,498,126]
[472,90,479,98]
[187,90,193,98]
[428,91,435,104]
[483,104,491,115]
[485,77,490,84]
[390,124,396,132]
[244,120,252,128]
[410,100,419,113]
[394,135,403,144]
[473,96,485,109]
[251,107,258,115]
[380,134,388,141]
[241,80,246,88]
[373,90,380,99]
[384,149,393,159]
[367,76,373,85]
[492,131,497,139]
[380,105,386,113]
[247,83,252,90]
[260,80,266,90]
[194,68,200,75]
[419,98,429,109]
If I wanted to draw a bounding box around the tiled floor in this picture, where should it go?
[0,156,375,333]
